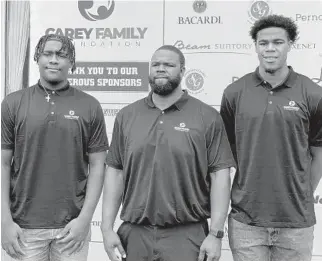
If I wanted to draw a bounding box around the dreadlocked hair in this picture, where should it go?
[34,34,76,73]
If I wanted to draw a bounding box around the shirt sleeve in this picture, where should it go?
[309,97,322,147]
[1,98,15,150]
[206,112,236,173]
[220,92,236,146]
[106,113,124,170]
[88,102,109,153]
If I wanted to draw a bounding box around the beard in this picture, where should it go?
[45,79,61,84]
[149,74,182,96]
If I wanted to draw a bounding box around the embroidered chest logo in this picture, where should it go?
[64,110,79,120]
[283,101,299,111]
[174,122,190,132]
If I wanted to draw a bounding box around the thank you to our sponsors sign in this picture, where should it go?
[68,62,149,91]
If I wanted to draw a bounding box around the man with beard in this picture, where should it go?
[220,15,322,261]
[101,45,235,261]
[1,34,109,260]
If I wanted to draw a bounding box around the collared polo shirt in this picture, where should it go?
[106,90,235,226]
[1,82,109,228]
[220,67,322,228]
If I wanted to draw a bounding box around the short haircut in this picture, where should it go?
[155,45,185,69]
[250,14,299,42]
[34,34,76,72]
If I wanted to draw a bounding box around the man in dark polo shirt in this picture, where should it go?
[101,45,235,261]
[1,34,109,261]
[220,15,322,261]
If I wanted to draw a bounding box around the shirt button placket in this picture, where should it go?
[160,110,164,124]
[49,91,56,121]
[266,90,274,113]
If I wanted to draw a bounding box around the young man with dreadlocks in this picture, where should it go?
[220,14,322,261]
[1,34,109,261]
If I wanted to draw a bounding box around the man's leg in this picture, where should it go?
[117,222,154,261]
[270,226,314,261]
[2,229,51,261]
[228,216,270,261]
[49,228,91,261]
[158,221,208,261]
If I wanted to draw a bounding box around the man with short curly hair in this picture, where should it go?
[221,14,322,261]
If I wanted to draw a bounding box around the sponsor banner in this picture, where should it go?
[29,1,322,260]
[29,0,163,86]
[165,0,259,106]
[68,62,149,91]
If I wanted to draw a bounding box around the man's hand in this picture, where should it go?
[1,220,26,259]
[102,229,126,261]
[198,235,222,261]
[55,217,90,255]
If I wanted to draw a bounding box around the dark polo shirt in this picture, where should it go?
[106,90,235,226]
[1,82,109,228]
[220,67,322,228]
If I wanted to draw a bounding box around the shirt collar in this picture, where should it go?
[252,66,297,88]
[37,80,72,96]
[145,89,189,111]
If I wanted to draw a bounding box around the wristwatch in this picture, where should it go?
[209,229,224,239]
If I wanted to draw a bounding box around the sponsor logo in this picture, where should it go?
[178,0,222,25]
[283,101,300,111]
[78,0,115,21]
[103,109,121,116]
[311,68,322,87]
[193,0,207,13]
[314,195,322,204]
[184,69,205,94]
[292,40,317,50]
[64,110,79,120]
[248,0,272,24]
[45,27,148,49]
[173,40,253,55]
[45,1,148,49]
[174,122,190,132]
[45,28,148,40]
[295,13,322,23]
[178,16,222,25]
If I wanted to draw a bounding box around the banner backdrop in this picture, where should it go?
[29,1,322,260]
